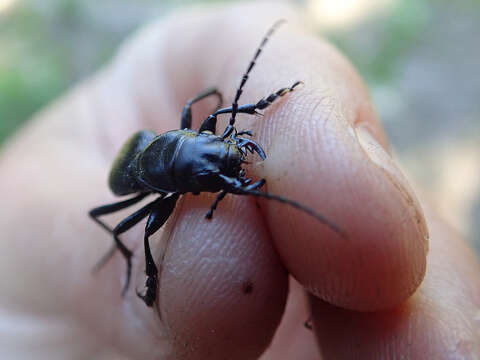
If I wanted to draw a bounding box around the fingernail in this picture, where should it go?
[355,125,429,253]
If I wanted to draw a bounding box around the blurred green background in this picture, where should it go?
[0,0,479,250]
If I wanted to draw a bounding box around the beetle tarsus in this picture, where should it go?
[237,130,253,137]
[137,273,157,307]
[255,81,303,111]
[135,194,180,306]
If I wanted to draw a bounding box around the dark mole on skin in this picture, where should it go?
[242,280,254,294]
[304,316,313,330]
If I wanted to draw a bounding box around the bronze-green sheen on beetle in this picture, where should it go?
[90,20,346,307]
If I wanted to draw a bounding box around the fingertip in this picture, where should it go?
[156,194,288,359]
[258,88,428,310]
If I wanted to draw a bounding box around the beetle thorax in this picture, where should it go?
[172,133,242,193]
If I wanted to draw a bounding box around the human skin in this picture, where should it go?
[0,3,479,359]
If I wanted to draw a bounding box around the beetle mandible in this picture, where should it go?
[90,20,345,307]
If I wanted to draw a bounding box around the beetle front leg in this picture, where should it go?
[219,175,266,194]
[137,194,180,307]
[245,179,266,190]
[253,81,302,112]
[199,81,302,138]
[205,178,265,219]
[222,81,303,139]
[205,190,228,219]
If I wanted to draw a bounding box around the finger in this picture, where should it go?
[151,194,288,360]
[158,3,429,311]
[310,204,480,358]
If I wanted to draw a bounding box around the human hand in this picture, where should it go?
[1,3,479,359]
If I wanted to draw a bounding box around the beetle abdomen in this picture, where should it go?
[109,130,156,196]
[136,130,192,192]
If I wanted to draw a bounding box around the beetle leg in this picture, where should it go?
[89,193,151,272]
[236,137,266,160]
[137,194,180,307]
[219,174,347,239]
[237,130,253,137]
[201,80,301,139]
[210,176,264,216]
[180,88,223,130]
[107,199,158,296]
[205,190,228,219]
[219,175,263,193]
[199,113,219,134]
[223,80,302,120]
[254,81,303,111]
[245,179,266,191]
[219,174,243,189]
[219,175,266,194]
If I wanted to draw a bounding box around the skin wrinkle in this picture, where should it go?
[164,221,206,313]
[300,94,342,178]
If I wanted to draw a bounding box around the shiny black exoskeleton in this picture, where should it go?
[90,20,344,307]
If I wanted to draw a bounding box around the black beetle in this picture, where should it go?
[90,20,345,307]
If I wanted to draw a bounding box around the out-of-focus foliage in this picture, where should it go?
[0,0,162,143]
[0,0,242,143]
[326,0,480,249]
[0,2,66,143]
[0,0,462,143]
[0,0,430,144]
[328,0,430,85]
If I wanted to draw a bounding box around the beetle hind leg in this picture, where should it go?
[110,202,157,295]
[89,193,150,273]
[90,194,157,296]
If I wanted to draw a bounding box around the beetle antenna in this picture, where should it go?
[228,19,286,129]
[241,188,347,239]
